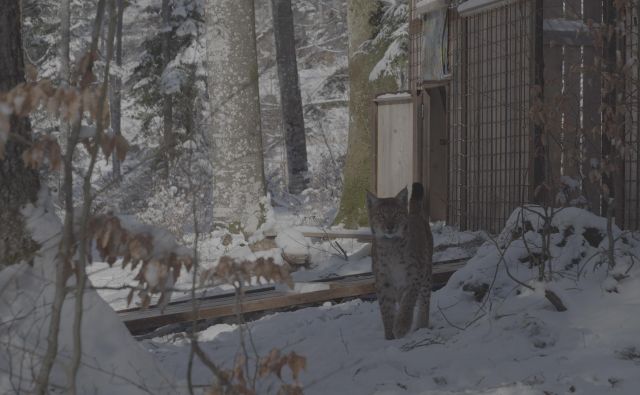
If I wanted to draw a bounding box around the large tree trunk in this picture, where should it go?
[161,0,174,179]
[110,0,124,180]
[271,0,309,194]
[59,0,70,84]
[206,0,266,233]
[0,0,40,266]
[57,0,71,204]
[334,0,399,227]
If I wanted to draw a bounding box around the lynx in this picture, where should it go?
[366,182,434,340]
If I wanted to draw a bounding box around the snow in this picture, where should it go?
[376,92,412,100]
[13,1,640,393]
[141,206,640,394]
[543,18,588,33]
[369,34,407,82]
[415,0,448,15]
[8,196,640,394]
[0,193,180,394]
[458,0,518,17]
[275,228,311,257]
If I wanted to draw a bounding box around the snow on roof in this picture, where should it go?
[415,0,448,15]
[375,92,411,99]
[457,0,517,17]
[374,92,413,104]
[543,18,588,33]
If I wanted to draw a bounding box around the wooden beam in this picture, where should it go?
[119,259,467,334]
[263,227,373,241]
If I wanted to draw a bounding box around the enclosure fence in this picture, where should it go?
[448,0,535,234]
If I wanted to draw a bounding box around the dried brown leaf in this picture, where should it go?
[25,64,38,82]
[101,135,116,161]
[287,352,306,380]
[141,293,151,309]
[47,139,62,171]
[114,134,129,162]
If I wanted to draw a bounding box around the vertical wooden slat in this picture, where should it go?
[574,0,601,218]
[543,0,564,205]
[562,1,584,189]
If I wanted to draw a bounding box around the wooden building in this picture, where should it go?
[373,0,640,233]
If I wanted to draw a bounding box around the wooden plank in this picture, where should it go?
[429,88,448,221]
[266,227,372,244]
[299,230,372,242]
[376,99,414,197]
[119,260,468,334]
[580,0,602,215]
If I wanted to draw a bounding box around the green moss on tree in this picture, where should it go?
[334,0,401,228]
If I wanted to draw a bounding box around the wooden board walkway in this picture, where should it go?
[264,227,374,242]
[118,258,467,335]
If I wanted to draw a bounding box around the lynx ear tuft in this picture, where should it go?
[395,187,408,204]
[366,190,377,210]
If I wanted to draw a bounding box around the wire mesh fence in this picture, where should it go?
[448,0,535,233]
[409,0,640,232]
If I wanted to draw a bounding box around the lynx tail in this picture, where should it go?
[410,182,424,215]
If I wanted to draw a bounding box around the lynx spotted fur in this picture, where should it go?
[366,183,434,340]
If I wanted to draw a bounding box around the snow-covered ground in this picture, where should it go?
[88,209,485,310]
[4,194,640,394]
[137,207,640,395]
[0,195,178,394]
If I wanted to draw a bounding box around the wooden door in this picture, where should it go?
[373,93,415,198]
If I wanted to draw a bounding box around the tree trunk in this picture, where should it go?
[271,0,309,194]
[334,0,399,227]
[161,0,174,179]
[206,0,266,233]
[0,0,40,266]
[110,0,124,180]
[57,0,71,204]
[59,0,70,84]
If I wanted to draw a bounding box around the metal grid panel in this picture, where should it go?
[448,0,535,233]
[624,1,640,229]
[540,0,603,215]
[448,8,463,229]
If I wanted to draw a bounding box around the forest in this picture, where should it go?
[1,0,640,394]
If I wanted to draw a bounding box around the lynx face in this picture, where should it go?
[366,188,409,239]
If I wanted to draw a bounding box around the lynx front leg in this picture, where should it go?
[394,287,418,338]
[377,289,396,340]
[415,289,431,329]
